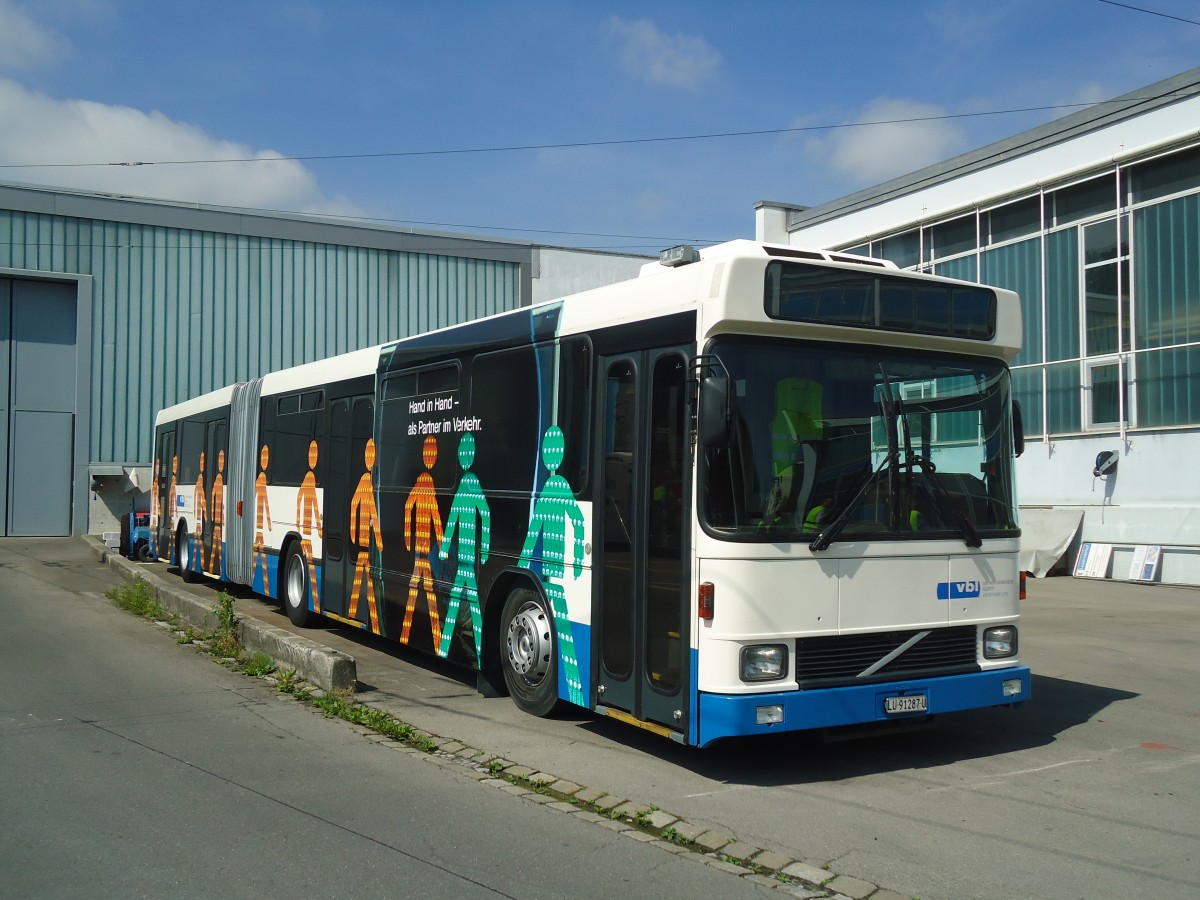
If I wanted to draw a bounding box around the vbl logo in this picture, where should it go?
[936,580,981,600]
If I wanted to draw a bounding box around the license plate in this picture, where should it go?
[884,693,928,715]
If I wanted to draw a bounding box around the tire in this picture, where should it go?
[135,539,152,562]
[177,524,199,583]
[282,544,316,627]
[500,587,562,717]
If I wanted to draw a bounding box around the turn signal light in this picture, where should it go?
[699,582,714,621]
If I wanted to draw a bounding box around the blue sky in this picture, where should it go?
[1,0,1198,253]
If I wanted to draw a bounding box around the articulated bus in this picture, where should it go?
[152,240,1030,747]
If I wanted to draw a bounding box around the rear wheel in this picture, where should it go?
[500,587,561,717]
[282,544,315,627]
[177,524,199,583]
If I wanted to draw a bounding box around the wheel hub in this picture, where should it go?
[506,602,551,680]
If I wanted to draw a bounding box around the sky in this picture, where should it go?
[1,0,1198,255]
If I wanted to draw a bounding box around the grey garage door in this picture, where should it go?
[1,278,78,536]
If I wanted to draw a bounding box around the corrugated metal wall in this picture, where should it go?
[0,209,521,464]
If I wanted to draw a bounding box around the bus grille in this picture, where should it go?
[795,625,979,688]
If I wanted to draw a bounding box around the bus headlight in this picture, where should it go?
[983,626,1018,659]
[740,644,788,682]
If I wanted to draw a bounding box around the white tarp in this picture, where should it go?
[1019,507,1084,576]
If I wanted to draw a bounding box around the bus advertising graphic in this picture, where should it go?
[518,426,585,707]
[152,240,1031,747]
[348,438,385,635]
[438,432,491,662]
[401,435,445,647]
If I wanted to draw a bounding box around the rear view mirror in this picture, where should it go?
[699,370,733,448]
[1013,399,1025,458]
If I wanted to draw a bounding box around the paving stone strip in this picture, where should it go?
[88,536,906,900]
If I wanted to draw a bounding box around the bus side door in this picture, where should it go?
[595,348,691,735]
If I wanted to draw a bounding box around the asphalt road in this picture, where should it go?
[8,537,1200,899]
[0,539,777,900]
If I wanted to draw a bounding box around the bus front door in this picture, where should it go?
[595,349,690,735]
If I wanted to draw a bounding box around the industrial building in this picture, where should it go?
[756,67,1200,585]
[0,181,646,538]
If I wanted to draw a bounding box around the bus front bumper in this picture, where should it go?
[697,666,1030,748]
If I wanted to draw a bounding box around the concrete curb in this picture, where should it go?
[83,535,356,692]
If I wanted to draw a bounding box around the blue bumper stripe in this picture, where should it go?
[697,666,1031,747]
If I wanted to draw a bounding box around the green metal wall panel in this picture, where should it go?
[0,209,522,465]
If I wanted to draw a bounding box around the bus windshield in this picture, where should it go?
[701,338,1019,544]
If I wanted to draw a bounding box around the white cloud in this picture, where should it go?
[806,98,967,185]
[0,0,72,71]
[607,17,721,89]
[0,78,362,216]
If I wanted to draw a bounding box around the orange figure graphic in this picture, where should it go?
[168,455,179,562]
[150,459,161,554]
[208,449,225,576]
[348,438,384,634]
[253,445,273,594]
[296,439,324,614]
[192,451,207,575]
[401,435,444,646]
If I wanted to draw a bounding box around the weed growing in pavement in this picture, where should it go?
[660,827,693,846]
[275,667,300,693]
[486,759,506,777]
[240,651,276,677]
[106,579,163,619]
[207,592,240,658]
[634,805,658,828]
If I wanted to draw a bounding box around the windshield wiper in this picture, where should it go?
[808,453,892,551]
[906,453,982,548]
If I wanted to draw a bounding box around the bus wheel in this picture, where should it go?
[178,525,199,583]
[500,587,561,717]
[282,544,315,627]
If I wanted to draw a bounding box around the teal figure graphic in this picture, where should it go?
[518,426,585,705]
[437,432,491,661]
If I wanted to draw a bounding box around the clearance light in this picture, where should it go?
[756,705,784,725]
[699,582,714,621]
[660,244,701,267]
[1002,678,1023,697]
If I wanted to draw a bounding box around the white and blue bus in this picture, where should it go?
[152,240,1030,747]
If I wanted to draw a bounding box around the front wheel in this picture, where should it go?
[282,544,316,627]
[500,587,562,717]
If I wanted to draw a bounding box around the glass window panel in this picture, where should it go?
[842,244,871,257]
[931,216,976,259]
[1084,219,1120,264]
[1089,362,1126,426]
[1051,175,1115,225]
[1131,144,1200,204]
[1136,346,1200,428]
[880,230,920,268]
[1045,229,1080,361]
[1045,360,1081,434]
[982,238,1043,367]
[1085,263,1120,355]
[1011,366,1043,438]
[1135,195,1200,349]
[933,255,977,282]
[987,196,1041,244]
